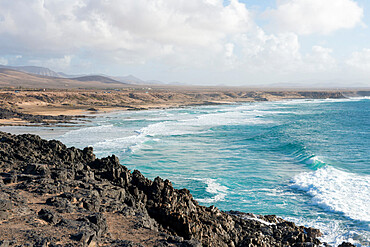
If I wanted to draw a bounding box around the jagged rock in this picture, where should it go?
[338,242,356,247]
[46,196,75,213]
[38,208,61,224]
[165,235,202,247]
[71,231,97,247]
[0,131,354,247]
[24,163,51,177]
[84,213,108,238]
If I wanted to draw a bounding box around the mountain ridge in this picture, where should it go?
[0,65,164,85]
[0,69,131,89]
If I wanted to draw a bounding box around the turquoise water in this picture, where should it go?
[6,98,369,246]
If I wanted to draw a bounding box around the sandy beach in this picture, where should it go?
[0,88,353,126]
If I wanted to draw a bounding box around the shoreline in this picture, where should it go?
[0,130,356,246]
[1,88,365,127]
[0,90,365,246]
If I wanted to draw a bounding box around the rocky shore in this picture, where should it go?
[0,107,86,125]
[0,131,355,247]
[0,89,351,126]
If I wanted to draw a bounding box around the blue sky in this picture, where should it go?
[0,0,369,87]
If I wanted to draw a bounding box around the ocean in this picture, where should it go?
[3,97,369,246]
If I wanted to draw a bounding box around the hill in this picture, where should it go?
[72,75,124,84]
[0,65,62,78]
[0,65,165,85]
[0,69,131,89]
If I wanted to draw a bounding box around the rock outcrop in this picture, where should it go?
[0,131,354,246]
[0,107,83,125]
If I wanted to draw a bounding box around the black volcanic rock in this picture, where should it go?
[0,107,82,125]
[0,131,354,246]
[38,208,61,224]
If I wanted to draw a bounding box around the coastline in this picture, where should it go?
[0,131,356,246]
[0,88,358,127]
[0,88,368,246]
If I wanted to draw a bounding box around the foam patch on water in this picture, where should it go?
[291,166,370,223]
[137,121,200,137]
[58,124,122,146]
[193,178,229,204]
[61,124,114,138]
[134,109,274,138]
[242,215,276,226]
[58,103,279,153]
[94,134,150,153]
[277,97,369,105]
[287,216,369,246]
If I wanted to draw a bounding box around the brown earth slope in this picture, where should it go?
[0,88,349,126]
[0,69,130,89]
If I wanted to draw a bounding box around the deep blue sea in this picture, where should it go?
[2,97,369,246]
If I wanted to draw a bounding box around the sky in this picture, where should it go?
[0,0,369,86]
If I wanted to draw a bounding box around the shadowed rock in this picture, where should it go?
[0,131,356,246]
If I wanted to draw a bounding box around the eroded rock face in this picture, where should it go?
[0,131,353,246]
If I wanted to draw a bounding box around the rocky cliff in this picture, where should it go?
[0,132,354,246]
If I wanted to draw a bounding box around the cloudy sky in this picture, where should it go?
[0,0,369,86]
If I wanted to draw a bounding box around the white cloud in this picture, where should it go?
[233,28,302,73]
[0,0,253,63]
[29,55,73,71]
[0,0,367,86]
[225,43,235,58]
[305,46,336,71]
[0,57,8,65]
[346,49,370,71]
[265,0,364,35]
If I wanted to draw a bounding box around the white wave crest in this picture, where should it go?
[193,178,229,204]
[94,134,150,153]
[291,166,370,223]
[287,216,369,247]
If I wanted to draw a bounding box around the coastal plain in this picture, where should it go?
[0,87,356,126]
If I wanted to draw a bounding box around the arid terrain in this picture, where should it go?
[1,86,364,126]
[1,68,369,125]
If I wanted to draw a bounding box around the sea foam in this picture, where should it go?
[193,178,229,204]
[291,166,370,223]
